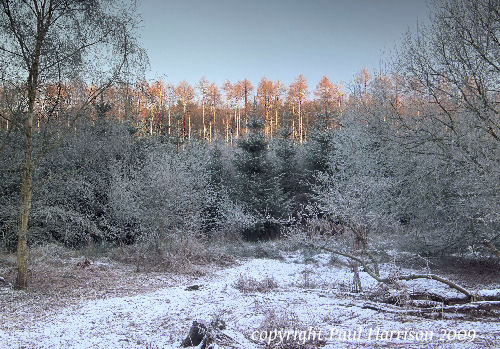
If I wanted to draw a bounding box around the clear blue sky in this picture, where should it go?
[138,0,429,89]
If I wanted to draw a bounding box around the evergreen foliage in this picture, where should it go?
[201,145,225,235]
[232,117,289,240]
[234,117,288,219]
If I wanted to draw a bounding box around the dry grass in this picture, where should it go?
[111,236,237,276]
[0,234,287,316]
[296,268,322,289]
[233,273,279,293]
[0,236,248,330]
[255,309,327,349]
[0,242,207,330]
[258,308,300,333]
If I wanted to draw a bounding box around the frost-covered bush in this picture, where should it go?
[312,108,401,247]
[234,273,278,293]
[0,117,143,249]
[30,118,141,246]
[0,130,25,250]
[134,141,208,241]
[314,88,499,255]
[389,109,500,254]
[392,0,500,254]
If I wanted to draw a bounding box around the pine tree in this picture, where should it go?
[274,129,301,202]
[202,145,225,235]
[233,116,288,240]
[305,128,334,175]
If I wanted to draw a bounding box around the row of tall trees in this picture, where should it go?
[1,74,351,143]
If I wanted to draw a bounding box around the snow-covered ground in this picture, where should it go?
[0,253,498,348]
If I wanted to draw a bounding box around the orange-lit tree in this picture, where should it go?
[288,74,309,142]
[175,81,195,140]
[207,82,221,142]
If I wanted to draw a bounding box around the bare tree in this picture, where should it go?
[239,78,253,123]
[197,77,209,139]
[0,0,144,289]
[207,82,220,142]
[314,76,336,129]
[175,80,195,140]
[257,77,274,136]
[288,74,308,142]
[400,0,499,156]
[398,0,499,254]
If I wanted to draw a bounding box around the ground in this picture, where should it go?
[0,245,499,348]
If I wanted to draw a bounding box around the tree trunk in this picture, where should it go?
[12,1,50,288]
[212,106,216,142]
[237,101,241,137]
[298,100,302,143]
[182,103,186,141]
[202,95,206,139]
[168,102,171,135]
[15,111,34,289]
[150,107,153,135]
[275,108,278,131]
[244,88,248,121]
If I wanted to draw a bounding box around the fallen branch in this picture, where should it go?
[383,291,469,306]
[390,274,473,299]
[308,243,475,300]
[363,301,500,315]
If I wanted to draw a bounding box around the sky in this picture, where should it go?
[138,0,429,89]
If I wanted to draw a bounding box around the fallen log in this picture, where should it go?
[382,289,500,306]
[382,291,469,306]
[307,243,500,306]
[308,243,475,299]
[363,301,500,315]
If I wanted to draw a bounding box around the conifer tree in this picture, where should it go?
[274,129,300,201]
[305,129,335,175]
[202,145,225,235]
[233,116,289,239]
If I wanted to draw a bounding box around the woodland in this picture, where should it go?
[0,0,499,348]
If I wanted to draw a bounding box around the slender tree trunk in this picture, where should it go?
[212,106,216,142]
[265,96,269,136]
[14,8,48,286]
[270,105,273,139]
[182,102,186,141]
[233,105,237,138]
[150,106,153,135]
[16,71,38,289]
[275,108,278,131]
[168,102,171,135]
[15,118,33,289]
[244,87,248,121]
[237,100,241,137]
[298,100,302,143]
[202,95,206,139]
